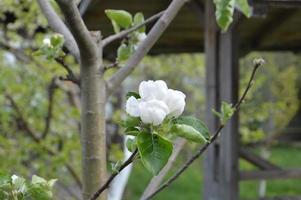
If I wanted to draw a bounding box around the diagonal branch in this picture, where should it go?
[143,59,264,200]
[89,149,138,200]
[42,77,58,139]
[55,57,80,86]
[37,0,80,61]
[106,0,188,96]
[102,11,165,47]
[56,0,98,60]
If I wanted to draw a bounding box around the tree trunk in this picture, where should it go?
[80,46,107,200]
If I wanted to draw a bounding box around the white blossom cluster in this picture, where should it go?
[126,80,186,126]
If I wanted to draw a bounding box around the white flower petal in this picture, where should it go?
[164,89,186,117]
[139,99,169,126]
[139,80,168,101]
[126,96,140,117]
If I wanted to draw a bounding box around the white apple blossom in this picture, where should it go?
[139,80,168,101]
[138,99,169,126]
[43,38,51,47]
[126,96,140,117]
[164,89,186,117]
[125,80,186,126]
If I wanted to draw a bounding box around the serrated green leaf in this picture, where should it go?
[236,0,252,17]
[214,0,235,31]
[133,12,145,33]
[171,124,208,143]
[174,116,210,140]
[105,9,133,31]
[137,132,173,175]
[126,91,140,99]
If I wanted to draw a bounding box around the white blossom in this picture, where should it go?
[125,80,186,126]
[137,33,147,43]
[138,99,169,126]
[43,38,51,47]
[126,96,140,117]
[139,80,168,101]
[164,89,186,117]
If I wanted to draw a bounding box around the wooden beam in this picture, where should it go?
[240,169,301,180]
[239,149,281,170]
[252,0,301,8]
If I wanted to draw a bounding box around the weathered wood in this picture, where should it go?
[218,23,239,200]
[203,0,220,199]
[240,149,281,170]
[240,169,301,180]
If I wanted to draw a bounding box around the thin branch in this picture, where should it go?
[37,0,80,61]
[143,59,264,200]
[89,149,138,200]
[56,0,98,60]
[55,57,80,86]
[5,93,40,143]
[103,61,120,72]
[102,11,165,47]
[106,0,188,96]
[141,139,186,199]
[42,77,58,139]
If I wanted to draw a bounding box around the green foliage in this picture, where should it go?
[213,0,251,31]
[174,116,210,141]
[117,43,133,62]
[236,0,252,17]
[33,34,65,60]
[133,13,146,33]
[212,101,235,125]
[137,132,173,175]
[214,0,235,31]
[126,91,141,99]
[105,9,133,33]
[171,124,208,143]
[0,174,56,200]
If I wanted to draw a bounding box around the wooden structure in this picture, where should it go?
[83,0,301,199]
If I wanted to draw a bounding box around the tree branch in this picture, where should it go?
[42,77,58,139]
[37,0,80,61]
[89,149,138,200]
[142,59,264,200]
[106,0,188,96]
[55,57,80,86]
[102,11,165,47]
[55,0,98,60]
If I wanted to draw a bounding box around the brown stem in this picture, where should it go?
[55,57,80,86]
[89,149,138,200]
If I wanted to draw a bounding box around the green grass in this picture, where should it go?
[124,145,301,200]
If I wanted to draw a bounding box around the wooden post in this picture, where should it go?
[218,25,239,200]
[203,0,239,199]
[204,0,220,199]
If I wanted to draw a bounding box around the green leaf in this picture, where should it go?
[171,124,208,143]
[31,175,47,185]
[174,116,210,140]
[50,34,64,48]
[236,0,251,17]
[212,101,235,124]
[214,0,235,31]
[137,132,173,175]
[133,12,145,33]
[125,127,140,136]
[117,44,132,62]
[126,137,136,152]
[121,116,140,128]
[105,9,133,30]
[126,91,140,99]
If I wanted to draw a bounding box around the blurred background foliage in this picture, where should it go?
[0,0,300,199]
